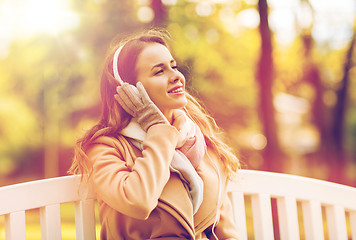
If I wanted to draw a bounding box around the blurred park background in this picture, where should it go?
[0,0,355,188]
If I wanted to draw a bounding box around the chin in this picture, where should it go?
[177,97,188,108]
[164,101,187,112]
[158,95,187,111]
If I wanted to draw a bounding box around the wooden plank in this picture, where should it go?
[302,200,324,240]
[228,170,356,210]
[277,196,300,240]
[75,199,96,240]
[251,193,274,240]
[0,175,96,215]
[348,210,356,240]
[325,205,347,240]
[229,192,247,240]
[40,204,62,240]
[5,211,26,240]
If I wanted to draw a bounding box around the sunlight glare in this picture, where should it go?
[0,0,79,37]
[249,133,267,150]
[205,28,220,44]
[20,0,79,35]
[236,9,260,29]
[0,0,79,58]
[137,6,154,23]
[162,0,178,6]
[274,93,309,114]
[196,1,215,17]
[268,0,355,48]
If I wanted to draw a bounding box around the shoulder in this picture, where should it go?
[90,134,126,147]
[85,132,131,160]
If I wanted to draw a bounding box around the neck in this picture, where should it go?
[163,110,174,124]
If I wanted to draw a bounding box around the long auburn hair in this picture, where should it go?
[68,29,240,180]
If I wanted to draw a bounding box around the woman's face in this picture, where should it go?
[135,43,187,119]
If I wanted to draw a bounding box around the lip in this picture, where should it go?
[168,85,185,94]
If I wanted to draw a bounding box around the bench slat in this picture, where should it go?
[350,211,356,240]
[228,170,356,210]
[0,175,96,215]
[229,192,247,240]
[5,211,26,240]
[326,205,347,240]
[40,204,62,240]
[277,196,300,240]
[302,200,324,240]
[251,193,274,240]
[75,199,96,240]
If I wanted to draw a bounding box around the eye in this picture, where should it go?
[154,69,163,75]
[172,65,178,70]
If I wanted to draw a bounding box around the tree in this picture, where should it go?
[329,25,356,181]
[151,0,168,27]
[256,0,282,171]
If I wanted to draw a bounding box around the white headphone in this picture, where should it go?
[112,45,125,85]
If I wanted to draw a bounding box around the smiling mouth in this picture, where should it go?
[168,87,184,94]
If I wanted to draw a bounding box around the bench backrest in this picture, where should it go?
[0,175,96,240]
[0,170,355,239]
[229,170,356,240]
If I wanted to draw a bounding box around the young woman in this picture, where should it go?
[69,29,240,240]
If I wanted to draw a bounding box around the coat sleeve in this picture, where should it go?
[87,124,179,220]
[212,190,240,240]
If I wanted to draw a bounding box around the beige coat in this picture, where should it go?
[87,124,239,239]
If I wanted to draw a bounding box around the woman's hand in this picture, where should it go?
[115,82,169,131]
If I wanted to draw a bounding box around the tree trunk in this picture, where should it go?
[256,0,281,171]
[329,27,355,181]
[300,33,329,171]
[151,0,167,27]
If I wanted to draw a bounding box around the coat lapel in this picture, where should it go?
[159,173,196,238]
[194,152,228,233]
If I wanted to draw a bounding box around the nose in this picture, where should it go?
[171,76,180,83]
[169,70,184,84]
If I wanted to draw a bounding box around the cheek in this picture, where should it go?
[140,80,166,101]
[180,73,186,84]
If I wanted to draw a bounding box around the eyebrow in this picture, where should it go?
[151,60,176,70]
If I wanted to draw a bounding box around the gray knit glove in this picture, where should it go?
[115,82,169,131]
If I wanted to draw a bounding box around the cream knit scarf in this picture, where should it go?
[121,113,206,214]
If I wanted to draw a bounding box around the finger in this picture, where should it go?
[136,82,152,104]
[114,94,135,116]
[122,83,142,108]
[117,84,140,112]
[116,82,131,92]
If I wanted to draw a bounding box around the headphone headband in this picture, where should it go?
[112,45,124,85]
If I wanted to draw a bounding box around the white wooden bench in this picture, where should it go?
[0,170,355,239]
[228,170,356,240]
